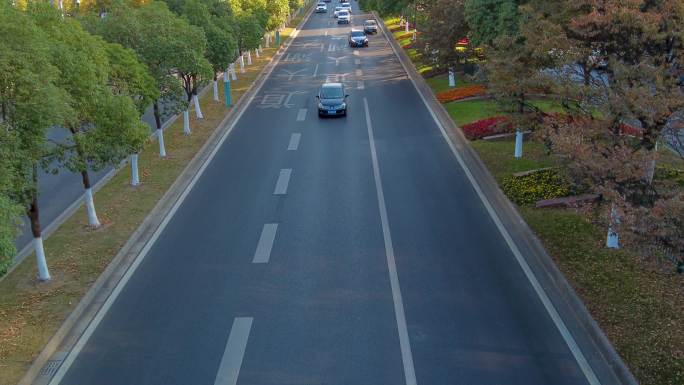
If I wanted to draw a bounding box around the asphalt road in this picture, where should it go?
[50,2,625,384]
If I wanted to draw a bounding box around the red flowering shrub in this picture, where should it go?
[461,116,513,140]
[435,85,486,103]
[620,123,642,136]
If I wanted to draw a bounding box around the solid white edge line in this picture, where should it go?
[363,98,418,385]
[213,317,253,385]
[274,169,292,195]
[379,21,601,385]
[313,63,319,77]
[252,223,278,264]
[47,9,312,384]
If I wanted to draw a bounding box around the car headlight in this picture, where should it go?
[318,102,324,109]
[338,103,346,109]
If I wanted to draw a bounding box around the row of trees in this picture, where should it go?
[364,0,684,261]
[0,0,306,279]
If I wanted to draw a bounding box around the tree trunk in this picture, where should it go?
[130,153,140,186]
[28,185,50,281]
[239,54,245,73]
[448,68,455,87]
[247,50,252,65]
[154,101,167,157]
[256,46,261,57]
[212,73,219,102]
[230,63,237,81]
[606,204,620,249]
[81,170,101,227]
[183,110,190,135]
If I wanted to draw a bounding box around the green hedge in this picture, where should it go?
[502,169,571,205]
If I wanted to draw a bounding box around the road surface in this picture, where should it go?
[48,3,625,385]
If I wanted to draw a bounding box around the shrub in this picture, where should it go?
[502,169,571,205]
[435,85,486,103]
[461,116,512,139]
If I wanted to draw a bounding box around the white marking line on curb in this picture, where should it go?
[357,81,365,90]
[287,133,301,151]
[324,30,328,36]
[213,317,253,385]
[296,108,307,121]
[355,58,361,65]
[356,69,363,76]
[379,21,601,385]
[313,64,319,77]
[274,169,292,195]
[46,8,313,384]
[253,224,278,263]
[363,98,417,385]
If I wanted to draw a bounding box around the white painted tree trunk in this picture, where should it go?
[256,46,261,57]
[606,205,620,249]
[212,80,219,102]
[34,237,50,281]
[514,130,524,158]
[130,154,140,186]
[230,63,237,81]
[448,69,455,87]
[158,129,167,157]
[85,187,101,227]
[239,55,245,73]
[183,110,191,135]
[247,50,252,65]
[265,34,270,48]
[58,0,63,9]
[405,20,409,33]
[193,94,203,119]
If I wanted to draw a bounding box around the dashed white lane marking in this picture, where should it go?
[296,108,307,121]
[353,49,359,56]
[253,224,278,263]
[364,98,418,385]
[357,80,365,90]
[356,69,363,76]
[313,64,319,77]
[213,317,253,385]
[355,58,361,65]
[287,133,301,151]
[274,169,292,195]
[328,44,335,52]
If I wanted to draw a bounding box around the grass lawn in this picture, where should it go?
[0,10,309,385]
[426,73,473,94]
[470,140,554,181]
[444,99,502,126]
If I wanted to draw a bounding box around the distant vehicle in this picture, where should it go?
[337,10,350,24]
[340,2,352,13]
[363,19,377,34]
[348,30,368,47]
[323,0,331,2]
[315,3,327,12]
[333,6,343,17]
[317,83,348,117]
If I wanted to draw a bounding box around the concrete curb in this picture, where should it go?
[375,12,637,385]
[19,5,315,384]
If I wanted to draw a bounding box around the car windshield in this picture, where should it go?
[338,11,348,16]
[321,86,344,99]
[365,20,376,25]
[351,31,365,37]
[335,6,342,10]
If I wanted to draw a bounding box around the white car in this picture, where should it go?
[315,3,326,12]
[333,6,343,17]
[340,2,351,13]
[337,10,350,24]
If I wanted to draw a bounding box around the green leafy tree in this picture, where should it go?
[464,0,521,47]
[421,0,470,75]
[30,4,150,228]
[0,1,70,280]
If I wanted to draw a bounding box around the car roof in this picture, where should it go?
[365,19,376,23]
[321,82,343,88]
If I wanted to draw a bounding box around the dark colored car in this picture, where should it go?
[317,83,348,117]
[348,30,368,47]
[363,19,377,34]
